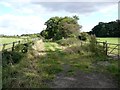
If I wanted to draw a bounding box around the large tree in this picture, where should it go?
[40,16,81,40]
[90,20,120,37]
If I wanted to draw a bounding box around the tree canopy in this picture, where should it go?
[40,16,81,40]
[89,20,120,37]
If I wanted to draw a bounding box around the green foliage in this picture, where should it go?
[14,43,30,53]
[89,35,97,52]
[88,35,107,57]
[56,37,80,46]
[2,50,24,66]
[2,38,119,88]
[107,64,119,74]
[90,20,120,37]
[14,44,25,52]
[21,33,42,38]
[43,64,63,74]
[67,69,75,76]
[2,41,32,66]
[40,16,81,41]
[78,32,89,41]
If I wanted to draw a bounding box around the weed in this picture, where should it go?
[67,69,75,76]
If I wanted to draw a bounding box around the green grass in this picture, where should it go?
[0,66,2,90]
[2,38,119,88]
[97,37,119,44]
[0,37,27,51]
[97,37,120,55]
[0,37,23,44]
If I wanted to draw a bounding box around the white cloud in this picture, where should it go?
[0,2,12,7]
[0,0,118,35]
[99,4,117,14]
[0,14,46,35]
[32,0,119,2]
[0,0,31,3]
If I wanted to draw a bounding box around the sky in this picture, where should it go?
[0,0,119,35]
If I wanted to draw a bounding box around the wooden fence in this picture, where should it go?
[96,41,120,59]
[0,40,26,52]
[66,40,119,59]
[0,38,40,52]
[0,38,119,59]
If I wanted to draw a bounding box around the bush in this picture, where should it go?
[2,50,24,66]
[2,42,32,66]
[14,42,33,53]
[56,38,80,46]
[78,32,89,41]
[88,35,106,57]
[89,35,97,52]
[40,16,81,41]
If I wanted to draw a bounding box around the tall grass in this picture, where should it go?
[2,36,119,88]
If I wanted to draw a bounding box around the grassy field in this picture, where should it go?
[97,37,120,55]
[0,37,23,44]
[97,37,119,44]
[0,37,24,51]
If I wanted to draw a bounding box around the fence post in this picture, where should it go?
[103,42,105,49]
[105,41,108,55]
[96,41,97,45]
[81,41,82,47]
[12,42,15,51]
[2,44,6,51]
[118,44,120,59]
[18,40,20,44]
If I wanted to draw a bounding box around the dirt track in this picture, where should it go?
[48,64,118,88]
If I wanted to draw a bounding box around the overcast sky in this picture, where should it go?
[0,0,119,35]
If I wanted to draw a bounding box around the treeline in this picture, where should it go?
[0,34,20,38]
[0,33,41,38]
[88,20,120,37]
[21,33,41,38]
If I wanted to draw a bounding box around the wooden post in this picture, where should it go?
[18,41,20,44]
[12,42,15,51]
[118,44,120,59]
[96,41,97,45]
[103,42,105,50]
[2,44,6,51]
[81,41,82,47]
[105,41,108,55]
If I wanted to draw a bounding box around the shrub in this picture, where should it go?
[89,35,97,52]
[14,42,32,53]
[2,41,33,66]
[2,50,24,66]
[14,44,25,52]
[78,32,89,41]
[56,37,80,46]
[88,35,107,58]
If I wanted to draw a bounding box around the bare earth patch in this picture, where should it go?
[48,64,118,88]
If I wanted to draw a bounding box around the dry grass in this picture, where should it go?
[32,39,46,56]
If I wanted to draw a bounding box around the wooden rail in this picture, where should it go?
[96,41,120,59]
[0,38,40,52]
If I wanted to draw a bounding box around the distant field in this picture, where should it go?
[97,37,119,55]
[0,37,23,51]
[97,37,119,44]
[0,37,23,44]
